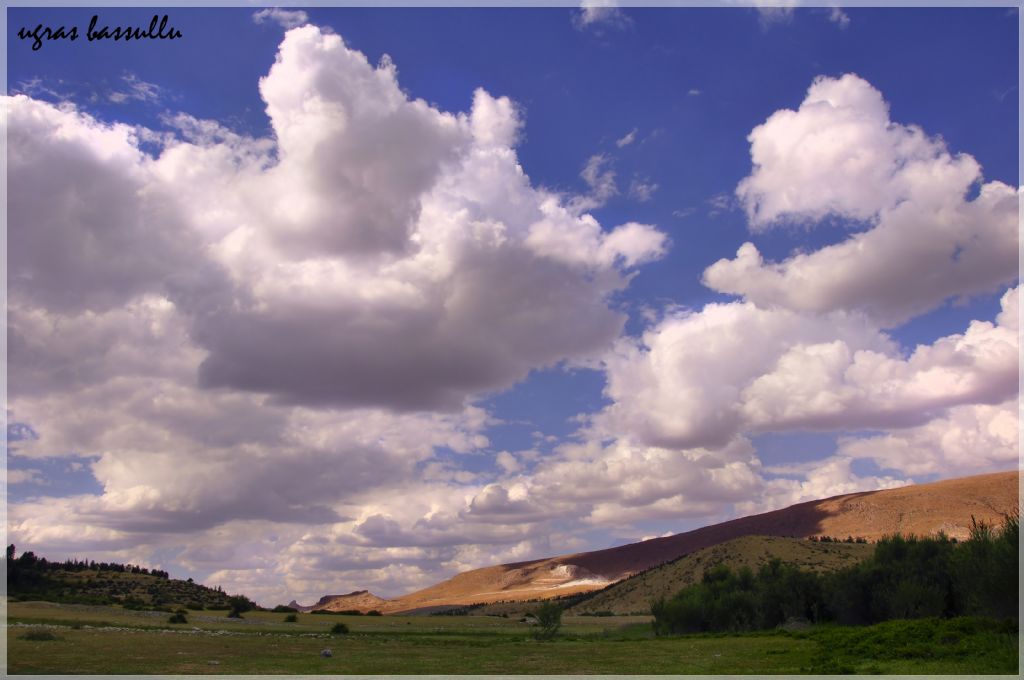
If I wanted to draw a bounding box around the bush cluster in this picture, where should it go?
[652,513,1018,635]
[532,601,563,640]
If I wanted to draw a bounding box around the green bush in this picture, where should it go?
[19,629,60,641]
[330,622,350,635]
[284,613,298,623]
[532,601,562,640]
[168,612,188,624]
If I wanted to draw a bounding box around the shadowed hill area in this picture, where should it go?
[567,535,874,615]
[6,548,235,610]
[377,470,1017,612]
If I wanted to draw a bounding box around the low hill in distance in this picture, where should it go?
[357,470,1018,613]
[568,535,874,615]
[6,548,236,610]
[287,589,389,614]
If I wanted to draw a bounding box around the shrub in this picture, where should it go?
[228,595,255,615]
[168,612,188,624]
[272,605,298,613]
[366,610,382,616]
[284,613,298,623]
[330,622,349,635]
[19,629,60,641]
[532,601,562,640]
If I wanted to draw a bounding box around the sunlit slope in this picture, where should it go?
[367,470,1018,613]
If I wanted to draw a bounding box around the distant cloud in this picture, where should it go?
[706,192,736,217]
[994,85,1017,103]
[8,469,46,485]
[615,128,638,147]
[756,4,796,29]
[252,7,309,30]
[108,73,162,104]
[14,77,65,101]
[688,88,702,96]
[569,153,619,212]
[629,178,659,203]
[573,1,632,32]
[672,207,696,219]
[829,6,851,29]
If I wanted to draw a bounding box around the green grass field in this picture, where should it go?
[6,600,1018,674]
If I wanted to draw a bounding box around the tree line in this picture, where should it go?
[651,514,1018,635]
[7,545,170,583]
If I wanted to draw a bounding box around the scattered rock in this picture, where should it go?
[321,648,333,658]
[778,617,811,631]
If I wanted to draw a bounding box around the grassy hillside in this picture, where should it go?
[569,536,873,615]
[7,547,234,610]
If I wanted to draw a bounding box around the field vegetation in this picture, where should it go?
[6,600,1016,674]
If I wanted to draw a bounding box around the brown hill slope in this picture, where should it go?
[378,470,1017,612]
[568,535,874,615]
[289,589,389,613]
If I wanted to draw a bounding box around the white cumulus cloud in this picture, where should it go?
[705,74,1018,326]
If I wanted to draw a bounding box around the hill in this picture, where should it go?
[567,535,874,615]
[6,546,236,610]
[376,470,1017,612]
[288,589,389,613]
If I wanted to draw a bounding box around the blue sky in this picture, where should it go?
[5,5,1019,605]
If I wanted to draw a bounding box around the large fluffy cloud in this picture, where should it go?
[595,301,892,450]
[705,74,1018,326]
[7,98,196,313]
[837,399,1019,477]
[8,24,666,414]
[593,288,1018,453]
[5,22,672,605]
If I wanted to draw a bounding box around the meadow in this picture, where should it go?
[6,600,1018,674]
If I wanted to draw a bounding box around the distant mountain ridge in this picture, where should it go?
[288,589,389,613]
[298,470,1019,614]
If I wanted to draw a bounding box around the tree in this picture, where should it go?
[227,594,255,618]
[533,600,562,640]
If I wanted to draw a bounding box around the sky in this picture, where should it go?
[4,4,1020,607]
